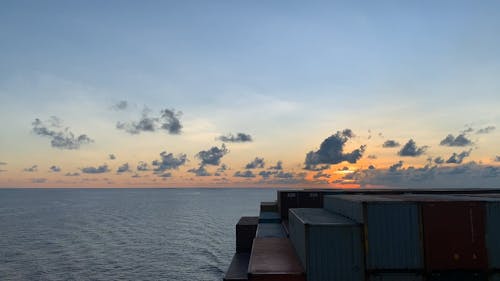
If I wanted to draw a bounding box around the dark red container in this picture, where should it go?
[248,238,305,281]
[236,216,259,253]
[422,200,488,270]
[278,191,299,219]
[297,191,323,208]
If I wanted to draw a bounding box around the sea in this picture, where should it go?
[0,188,276,281]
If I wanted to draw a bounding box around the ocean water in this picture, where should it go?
[0,188,276,281]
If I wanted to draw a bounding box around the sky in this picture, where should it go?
[0,0,499,188]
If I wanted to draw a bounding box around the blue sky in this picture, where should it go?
[1,1,499,187]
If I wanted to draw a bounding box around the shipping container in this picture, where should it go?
[288,208,364,281]
[323,194,424,270]
[256,223,286,238]
[260,201,278,213]
[427,271,487,281]
[490,272,500,281]
[278,190,299,219]
[223,253,250,281]
[368,272,424,281]
[236,216,259,253]
[394,194,488,271]
[297,191,323,208]
[248,238,305,281]
[259,211,281,223]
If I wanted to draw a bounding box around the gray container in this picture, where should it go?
[256,223,286,238]
[369,273,424,281]
[289,208,364,281]
[258,211,281,223]
[490,273,500,281]
[324,194,423,270]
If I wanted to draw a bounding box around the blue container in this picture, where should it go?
[289,208,364,281]
[369,273,423,281]
[256,223,286,238]
[324,194,423,270]
[259,211,281,223]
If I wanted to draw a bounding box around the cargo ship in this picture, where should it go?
[223,188,500,281]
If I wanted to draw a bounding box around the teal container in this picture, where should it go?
[289,208,364,281]
[259,211,281,223]
[324,194,423,270]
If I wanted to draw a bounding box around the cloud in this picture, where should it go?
[367,155,377,159]
[269,161,283,170]
[158,173,172,178]
[275,171,294,179]
[313,171,331,179]
[0,162,6,165]
[112,100,128,111]
[31,178,47,183]
[81,164,110,174]
[476,126,496,134]
[245,157,265,169]
[218,133,253,143]
[187,165,211,177]
[398,139,427,157]
[382,140,400,148]
[117,163,130,173]
[65,172,80,177]
[495,156,500,162]
[350,162,500,188]
[389,161,404,172]
[196,144,229,166]
[446,150,472,164]
[258,170,274,179]
[368,165,376,170]
[434,157,445,164]
[137,161,149,171]
[439,134,473,147]
[109,154,116,160]
[32,118,93,150]
[304,129,366,170]
[24,165,38,172]
[50,165,61,172]
[234,170,256,178]
[116,108,182,135]
[132,174,141,178]
[152,151,187,172]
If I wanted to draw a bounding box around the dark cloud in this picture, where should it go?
[158,173,172,178]
[32,118,93,150]
[0,162,6,165]
[152,151,187,172]
[382,140,400,148]
[389,161,404,172]
[187,165,211,177]
[31,178,47,183]
[339,166,349,171]
[50,166,61,172]
[245,157,265,169]
[132,174,141,178]
[112,100,128,111]
[218,133,253,143]
[495,156,500,162]
[446,150,471,164]
[398,139,427,157]
[234,170,256,178]
[116,108,182,135]
[367,155,377,159]
[196,144,228,166]
[24,165,38,172]
[476,126,496,134]
[217,164,228,173]
[304,129,366,170]
[109,154,116,160]
[137,161,149,171]
[65,172,80,177]
[117,163,130,173]
[81,164,110,174]
[269,161,283,170]
[275,171,294,179]
[434,157,445,164]
[368,165,376,170]
[258,170,274,179]
[439,134,473,147]
[313,171,331,179]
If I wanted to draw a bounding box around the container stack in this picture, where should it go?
[224,188,500,281]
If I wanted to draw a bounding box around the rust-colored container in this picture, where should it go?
[248,238,305,281]
[406,195,489,271]
[236,216,259,253]
[278,190,299,219]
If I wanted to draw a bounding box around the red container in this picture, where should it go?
[421,200,488,270]
[248,238,305,281]
[278,191,299,219]
[236,216,259,253]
